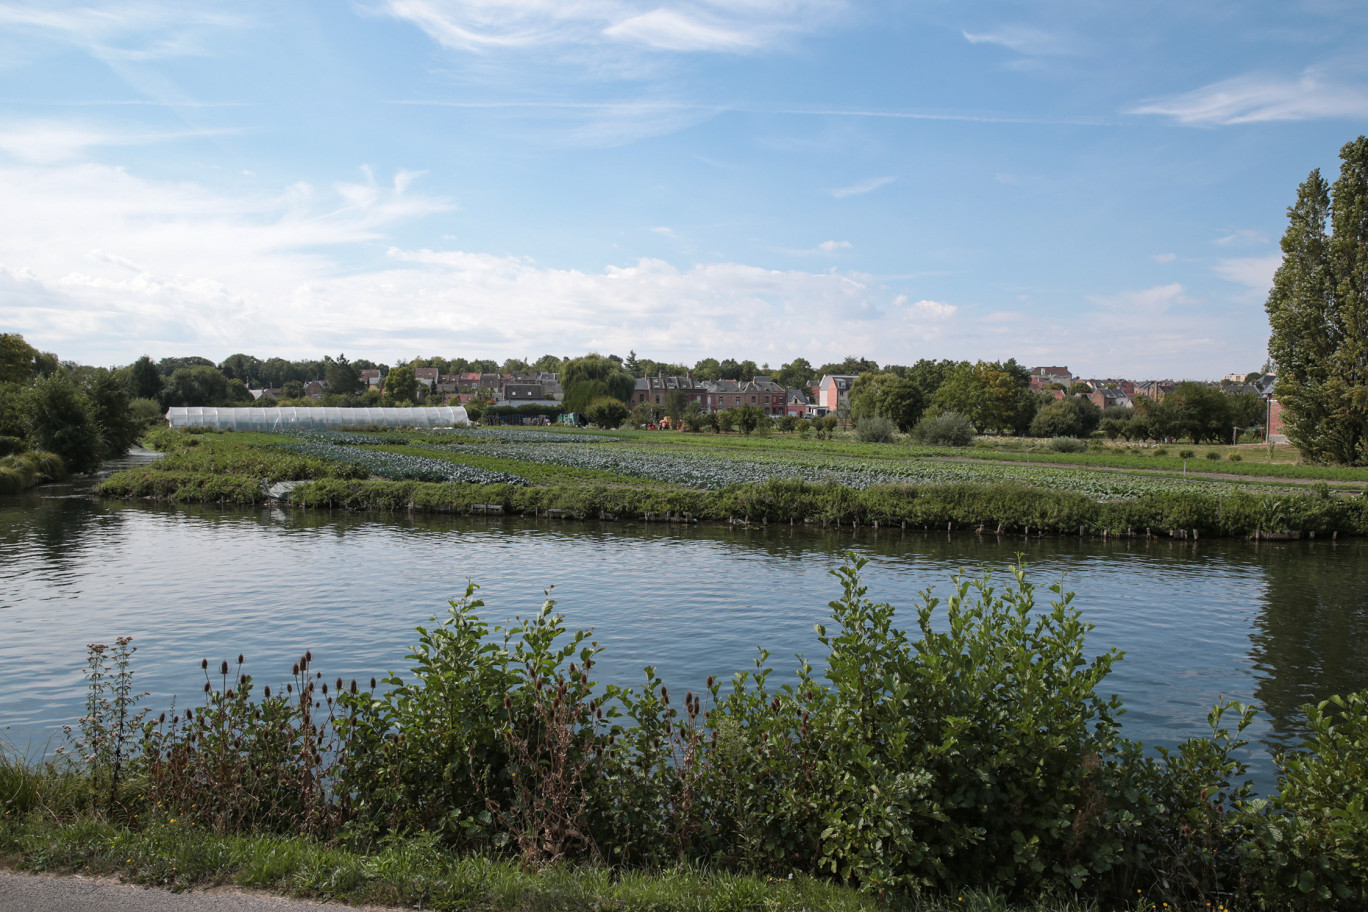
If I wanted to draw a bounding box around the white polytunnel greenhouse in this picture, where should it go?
[165,406,470,431]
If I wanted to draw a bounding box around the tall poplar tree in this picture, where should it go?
[1266,136,1368,465]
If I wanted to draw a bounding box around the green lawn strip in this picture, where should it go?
[0,816,1108,912]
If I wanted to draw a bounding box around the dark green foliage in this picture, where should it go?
[1266,136,1368,465]
[1242,692,1368,906]
[853,415,895,442]
[383,364,420,404]
[561,355,634,413]
[848,372,924,432]
[0,333,44,385]
[23,373,105,474]
[126,355,163,401]
[85,369,141,458]
[161,365,234,407]
[910,411,975,447]
[1030,398,1100,439]
[930,363,1035,435]
[585,397,630,429]
[324,353,363,398]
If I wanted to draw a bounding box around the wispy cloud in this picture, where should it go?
[828,176,894,199]
[604,9,757,52]
[962,25,1078,57]
[1214,228,1269,246]
[1152,252,1177,264]
[0,2,249,61]
[0,119,234,163]
[1089,282,1195,314]
[1129,69,1368,124]
[1213,255,1281,291]
[378,0,843,57]
[817,240,851,253]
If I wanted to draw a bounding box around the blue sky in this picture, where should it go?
[1,1,1366,378]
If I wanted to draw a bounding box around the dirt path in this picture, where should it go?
[0,871,390,912]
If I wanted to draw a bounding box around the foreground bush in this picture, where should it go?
[16,558,1368,908]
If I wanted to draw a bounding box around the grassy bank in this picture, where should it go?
[99,428,1368,538]
[0,815,1102,912]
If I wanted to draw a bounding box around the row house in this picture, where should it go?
[1133,380,1175,402]
[1029,365,1074,387]
[632,374,711,410]
[631,374,788,416]
[359,369,383,388]
[1088,388,1133,410]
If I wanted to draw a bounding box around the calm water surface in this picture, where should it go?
[3,462,1366,792]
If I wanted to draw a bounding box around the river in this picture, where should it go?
[3,457,1366,793]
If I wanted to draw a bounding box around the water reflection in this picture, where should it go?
[1249,540,1368,753]
[4,481,1368,796]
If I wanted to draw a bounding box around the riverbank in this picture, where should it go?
[97,427,1368,539]
[0,828,1097,912]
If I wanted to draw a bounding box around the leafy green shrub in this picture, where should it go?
[0,435,23,456]
[909,411,975,447]
[1242,692,1368,908]
[1205,451,1222,461]
[853,416,894,443]
[1229,453,1243,462]
[1048,436,1089,453]
[1153,448,1168,456]
[1179,449,1195,459]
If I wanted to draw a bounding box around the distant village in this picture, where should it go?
[252,364,1285,438]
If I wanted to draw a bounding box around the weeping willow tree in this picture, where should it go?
[1266,135,1368,465]
[560,354,634,414]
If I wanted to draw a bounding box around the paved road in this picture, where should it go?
[0,871,394,912]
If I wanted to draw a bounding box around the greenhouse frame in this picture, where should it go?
[165,406,470,431]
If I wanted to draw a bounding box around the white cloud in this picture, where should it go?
[0,2,248,61]
[828,176,894,199]
[0,120,231,163]
[961,25,1077,57]
[1152,252,1177,264]
[379,0,842,57]
[895,295,956,321]
[817,240,851,253]
[604,9,755,52]
[1129,69,1368,125]
[0,158,934,365]
[1213,255,1281,292]
[1214,228,1269,247]
[1089,282,1194,314]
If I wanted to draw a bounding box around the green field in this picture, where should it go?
[102,426,1368,538]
